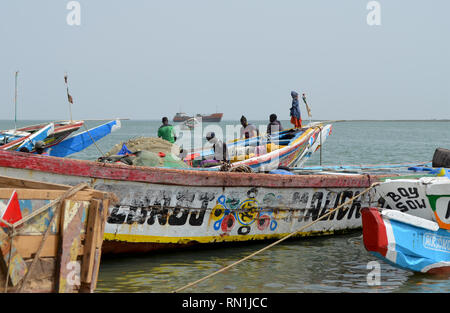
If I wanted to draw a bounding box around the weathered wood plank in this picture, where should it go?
[0,228,27,287]
[80,200,100,289]
[0,175,69,190]
[13,235,84,259]
[0,188,100,201]
[57,200,86,293]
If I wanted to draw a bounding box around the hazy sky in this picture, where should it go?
[0,1,449,121]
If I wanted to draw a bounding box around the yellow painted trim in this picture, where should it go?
[104,230,337,244]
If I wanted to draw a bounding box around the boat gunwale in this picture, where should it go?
[0,150,394,188]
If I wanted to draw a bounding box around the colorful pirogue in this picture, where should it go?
[0,145,410,254]
[0,120,84,152]
[0,120,121,157]
[362,175,450,274]
[185,123,332,172]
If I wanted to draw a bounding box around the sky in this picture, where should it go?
[0,1,449,121]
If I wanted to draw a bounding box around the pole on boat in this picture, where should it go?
[302,93,312,127]
[64,73,73,122]
[320,126,323,166]
[14,71,19,132]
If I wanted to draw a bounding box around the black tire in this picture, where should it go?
[432,148,450,168]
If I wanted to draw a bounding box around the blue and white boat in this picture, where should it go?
[362,207,450,274]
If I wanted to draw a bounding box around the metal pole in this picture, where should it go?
[319,126,323,166]
[14,71,19,131]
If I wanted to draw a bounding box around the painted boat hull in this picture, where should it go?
[0,150,417,254]
[362,207,450,274]
[191,124,332,172]
[1,121,84,151]
[376,177,450,228]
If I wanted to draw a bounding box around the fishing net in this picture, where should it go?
[104,137,188,168]
[105,137,180,157]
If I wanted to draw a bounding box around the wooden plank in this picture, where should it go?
[0,175,69,190]
[0,188,100,201]
[57,200,86,293]
[12,235,84,259]
[90,198,109,292]
[80,200,100,289]
[0,228,27,287]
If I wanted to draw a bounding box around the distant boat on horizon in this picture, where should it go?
[173,112,223,123]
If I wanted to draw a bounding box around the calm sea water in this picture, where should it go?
[2,119,450,293]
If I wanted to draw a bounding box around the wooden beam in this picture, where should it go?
[0,188,103,202]
[12,235,84,259]
[57,200,86,293]
[80,200,100,290]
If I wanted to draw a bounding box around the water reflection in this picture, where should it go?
[95,234,449,293]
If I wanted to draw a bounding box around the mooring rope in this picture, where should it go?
[172,182,380,293]
[83,123,105,158]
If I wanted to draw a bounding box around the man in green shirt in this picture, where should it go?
[158,117,177,143]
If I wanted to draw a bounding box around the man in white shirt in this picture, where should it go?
[240,116,259,139]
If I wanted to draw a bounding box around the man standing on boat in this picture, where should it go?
[267,114,283,134]
[206,132,229,162]
[290,91,302,129]
[240,115,259,139]
[158,117,177,143]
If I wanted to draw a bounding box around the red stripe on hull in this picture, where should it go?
[0,150,395,188]
[361,207,388,257]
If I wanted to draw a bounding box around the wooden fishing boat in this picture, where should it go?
[361,207,450,274]
[0,149,415,255]
[185,123,332,172]
[0,175,116,292]
[0,120,84,152]
[375,173,450,225]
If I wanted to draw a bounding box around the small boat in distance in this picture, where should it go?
[173,112,223,122]
[181,117,200,130]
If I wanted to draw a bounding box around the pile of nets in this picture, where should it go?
[102,137,189,168]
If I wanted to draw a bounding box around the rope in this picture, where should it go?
[172,182,380,293]
[83,123,105,158]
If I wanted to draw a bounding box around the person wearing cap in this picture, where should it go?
[158,117,177,143]
[34,141,48,155]
[239,115,259,139]
[206,132,229,162]
[267,114,283,135]
[290,91,302,128]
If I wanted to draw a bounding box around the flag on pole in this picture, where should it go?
[67,93,73,104]
[64,74,73,104]
[0,190,22,227]
[302,93,312,118]
[64,73,74,121]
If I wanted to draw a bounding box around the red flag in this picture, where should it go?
[0,190,22,227]
[67,93,73,104]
